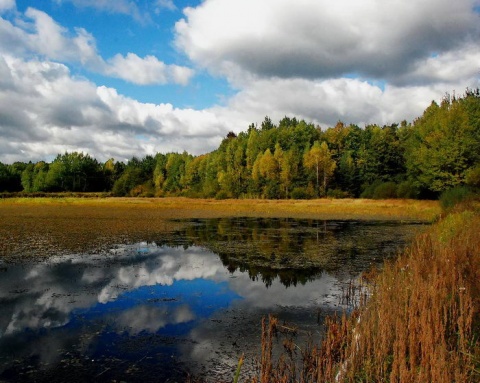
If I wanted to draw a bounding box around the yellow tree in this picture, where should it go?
[303,141,336,196]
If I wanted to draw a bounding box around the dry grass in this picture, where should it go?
[254,210,480,383]
[0,197,438,260]
[1,197,439,221]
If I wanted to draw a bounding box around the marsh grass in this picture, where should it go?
[253,210,480,383]
[0,197,438,260]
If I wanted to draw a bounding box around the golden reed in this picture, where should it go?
[255,211,480,383]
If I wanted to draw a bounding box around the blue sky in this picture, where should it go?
[13,0,233,108]
[0,0,479,162]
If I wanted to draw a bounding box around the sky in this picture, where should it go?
[0,0,479,163]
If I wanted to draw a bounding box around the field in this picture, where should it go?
[0,197,439,260]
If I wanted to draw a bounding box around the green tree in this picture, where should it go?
[406,93,480,193]
[43,152,103,192]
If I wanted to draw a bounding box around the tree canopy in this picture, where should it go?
[1,90,479,200]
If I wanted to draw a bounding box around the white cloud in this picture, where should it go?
[106,53,194,85]
[0,0,15,12]
[175,0,480,84]
[0,7,193,85]
[211,76,477,130]
[1,1,479,163]
[155,0,176,12]
[0,54,224,163]
[2,50,479,163]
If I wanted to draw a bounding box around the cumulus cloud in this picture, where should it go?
[0,7,193,85]
[0,55,224,162]
[2,49,479,163]
[213,77,464,128]
[175,0,480,84]
[106,52,194,85]
[1,1,479,163]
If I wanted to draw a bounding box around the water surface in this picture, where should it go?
[0,218,423,382]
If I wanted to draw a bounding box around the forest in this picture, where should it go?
[1,89,479,200]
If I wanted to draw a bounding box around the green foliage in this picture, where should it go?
[396,180,420,199]
[465,164,480,187]
[215,190,230,200]
[289,187,306,199]
[439,186,476,211]
[112,167,144,196]
[406,92,480,192]
[371,181,398,199]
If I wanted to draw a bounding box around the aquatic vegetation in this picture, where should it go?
[0,197,438,261]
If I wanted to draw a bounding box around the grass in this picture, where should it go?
[1,196,439,220]
[253,206,480,383]
[0,197,439,260]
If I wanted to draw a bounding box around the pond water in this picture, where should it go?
[0,218,424,382]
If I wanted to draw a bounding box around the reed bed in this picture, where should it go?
[254,210,480,383]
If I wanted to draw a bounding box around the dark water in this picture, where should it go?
[0,218,424,382]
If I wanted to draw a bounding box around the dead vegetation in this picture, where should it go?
[253,210,480,382]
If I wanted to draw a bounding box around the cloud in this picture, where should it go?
[0,7,193,85]
[0,0,15,12]
[155,0,176,12]
[54,0,147,23]
[0,55,223,163]
[175,0,480,84]
[1,1,479,163]
[2,50,479,163]
[106,53,194,85]
[114,305,195,334]
[212,76,474,130]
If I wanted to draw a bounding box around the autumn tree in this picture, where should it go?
[303,141,337,196]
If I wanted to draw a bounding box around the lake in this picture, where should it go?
[0,218,423,382]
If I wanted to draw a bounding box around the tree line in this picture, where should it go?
[1,89,479,199]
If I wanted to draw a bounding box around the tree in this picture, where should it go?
[0,162,12,192]
[43,152,103,192]
[406,93,480,193]
[0,162,25,192]
[303,141,337,196]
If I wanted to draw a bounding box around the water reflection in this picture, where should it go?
[0,219,422,382]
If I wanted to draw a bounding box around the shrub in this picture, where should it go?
[439,186,475,211]
[465,165,480,188]
[290,187,310,200]
[396,180,420,199]
[214,190,230,200]
[360,180,382,199]
[372,181,398,199]
[129,181,155,197]
[326,189,351,199]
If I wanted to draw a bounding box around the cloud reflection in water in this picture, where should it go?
[0,219,421,381]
